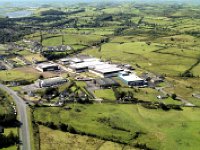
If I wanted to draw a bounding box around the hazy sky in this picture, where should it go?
[0,0,199,7]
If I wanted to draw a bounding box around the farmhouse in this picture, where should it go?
[38,77,67,88]
[94,78,120,88]
[36,62,60,72]
[118,72,146,87]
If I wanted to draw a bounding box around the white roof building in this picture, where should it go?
[38,77,67,88]
[118,72,146,87]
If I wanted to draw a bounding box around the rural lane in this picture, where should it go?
[0,84,31,150]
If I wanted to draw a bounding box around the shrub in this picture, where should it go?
[67,125,76,134]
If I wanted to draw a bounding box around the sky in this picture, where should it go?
[0,0,199,7]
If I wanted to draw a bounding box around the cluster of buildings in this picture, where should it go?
[60,56,147,87]
[66,57,123,78]
[30,41,72,53]
[34,55,156,88]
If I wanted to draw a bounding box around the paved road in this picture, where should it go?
[0,84,31,150]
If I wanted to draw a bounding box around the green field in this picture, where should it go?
[0,69,39,82]
[34,104,200,150]
[39,125,137,150]
[0,89,14,115]
[94,89,116,101]
[82,41,198,77]
[34,34,106,47]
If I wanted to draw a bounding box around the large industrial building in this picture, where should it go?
[67,56,123,77]
[36,62,60,72]
[68,60,104,73]
[118,72,146,87]
[90,64,123,78]
[38,77,67,88]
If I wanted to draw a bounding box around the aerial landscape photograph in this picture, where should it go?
[0,0,200,149]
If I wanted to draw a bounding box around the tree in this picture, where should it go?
[171,93,177,100]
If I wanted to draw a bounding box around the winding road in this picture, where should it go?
[0,84,31,150]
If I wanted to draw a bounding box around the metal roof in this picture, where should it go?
[41,77,67,85]
[37,63,58,69]
[119,73,144,82]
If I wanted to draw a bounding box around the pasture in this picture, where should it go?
[34,104,200,150]
[39,125,136,150]
[0,69,39,82]
[82,41,199,77]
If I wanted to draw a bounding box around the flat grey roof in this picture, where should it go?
[37,63,58,69]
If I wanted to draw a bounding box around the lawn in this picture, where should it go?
[34,104,200,150]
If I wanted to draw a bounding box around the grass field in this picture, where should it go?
[165,77,200,106]
[34,104,200,150]
[82,41,198,76]
[94,89,116,101]
[23,53,46,62]
[0,69,39,82]
[0,89,14,115]
[1,146,17,150]
[41,34,106,47]
[39,125,137,150]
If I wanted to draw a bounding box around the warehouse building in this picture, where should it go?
[94,78,120,88]
[90,64,123,78]
[38,77,67,88]
[118,72,146,87]
[68,60,104,73]
[36,62,60,72]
